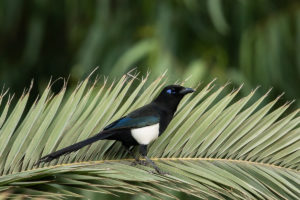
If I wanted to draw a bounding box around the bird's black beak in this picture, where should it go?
[179,87,195,95]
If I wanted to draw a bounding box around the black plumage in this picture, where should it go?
[37,85,194,174]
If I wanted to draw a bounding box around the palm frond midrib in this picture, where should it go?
[11,157,298,176]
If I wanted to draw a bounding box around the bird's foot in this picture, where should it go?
[131,159,148,166]
[138,160,148,166]
[130,161,137,166]
[149,168,169,175]
[131,159,168,175]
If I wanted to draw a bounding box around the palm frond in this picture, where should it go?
[0,73,299,199]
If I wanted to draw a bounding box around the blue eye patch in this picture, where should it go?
[166,89,175,94]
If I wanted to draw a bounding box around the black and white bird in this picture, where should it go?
[37,85,194,174]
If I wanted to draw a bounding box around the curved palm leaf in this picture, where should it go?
[0,72,299,199]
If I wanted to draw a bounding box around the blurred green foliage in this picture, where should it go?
[0,0,299,106]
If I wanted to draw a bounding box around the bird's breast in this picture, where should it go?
[131,124,160,145]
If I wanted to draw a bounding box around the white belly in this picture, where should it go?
[131,124,160,145]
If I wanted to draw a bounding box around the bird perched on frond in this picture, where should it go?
[37,85,194,174]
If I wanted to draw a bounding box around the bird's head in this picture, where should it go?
[154,85,194,111]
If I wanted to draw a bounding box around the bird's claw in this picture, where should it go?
[149,169,168,175]
[131,160,148,166]
[138,160,148,166]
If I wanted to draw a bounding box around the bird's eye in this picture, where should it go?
[166,89,176,94]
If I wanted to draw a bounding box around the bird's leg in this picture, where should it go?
[123,145,144,166]
[139,145,166,174]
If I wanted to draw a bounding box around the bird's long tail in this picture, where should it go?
[36,131,113,165]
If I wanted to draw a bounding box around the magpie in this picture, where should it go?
[37,85,194,174]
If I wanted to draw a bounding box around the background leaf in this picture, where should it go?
[0,73,298,199]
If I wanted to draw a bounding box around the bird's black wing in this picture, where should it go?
[104,115,160,131]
